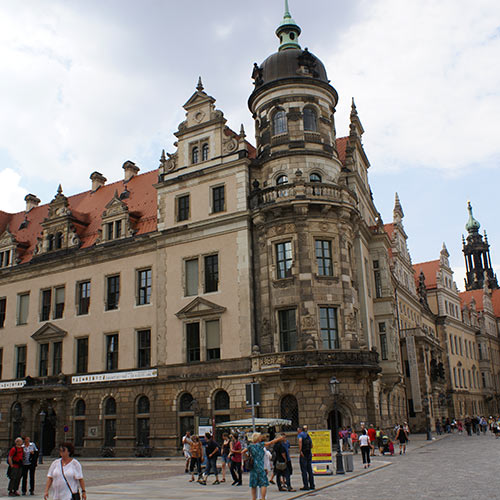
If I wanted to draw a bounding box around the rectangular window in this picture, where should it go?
[186,322,200,362]
[204,254,219,293]
[380,334,388,360]
[206,320,220,360]
[0,298,6,328]
[212,185,225,213]
[106,222,114,240]
[106,334,119,371]
[315,240,333,276]
[481,372,487,388]
[185,259,199,296]
[137,269,152,305]
[378,322,386,333]
[177,194,190,222]
[52,341,62,375]
[17,293,29,325]
[106,275,120,310]
[39,343,49,377]
[115,220,122,239]
[276,241,292,279]
[0,249,11,267]
[16,345,27,378]
[279,309,297,351]
[137,329,151,368]
[319,307,339,349]
[41,289,51,321]
[453,367,457,387]
[77,281,91,315]
[76,338,89,373]
[54,286,65,319]
[373,260,382,298]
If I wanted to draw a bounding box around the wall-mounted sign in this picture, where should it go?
[0,380,27,390]
[72,369,157,385]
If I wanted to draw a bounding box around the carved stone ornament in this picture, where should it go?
[166,152,178,172]
[319,222,329,232]
[223,135,238,153]
[34,237,43,255]
[345,313,356,332]
[301,315,316,330]
[272,278,294,289]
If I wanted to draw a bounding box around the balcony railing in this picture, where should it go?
[250,182,357,209]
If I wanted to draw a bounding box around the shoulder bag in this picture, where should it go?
[60,460,81,500]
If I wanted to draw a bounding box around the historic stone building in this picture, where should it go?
[0,4,499,457]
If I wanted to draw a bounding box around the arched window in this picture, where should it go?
[178,393,194,447]
[104,397,116,447]
[192,146,199,164]
[136,396,150,447]
[74,399,86,447]
[55,232,63,250]
[179,393,193,412]
[280,395,299,431]
[276,174,288,185]
[272,110,287,135]
[202,143,209,161]
[303,108,317,131]
[309,173,322,183]
[214,390,230,411]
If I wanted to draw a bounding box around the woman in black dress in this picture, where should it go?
[395,424,408,454]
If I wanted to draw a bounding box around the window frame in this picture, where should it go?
[77,280,91,316]
[319,306,339,349]
[17,293,29,326]
[16,345,27,379]
[0,297,6,328]
[137,268,152,306]
[276,241,293,279]
[39,342,49,377]
[52,341,62,375]
[211,185,225,214]
[53,286,65,319]
[177,194,190,222]
[186,322,201,363]
[40,289,52,322]
[201,143,209,162]
[137,329,151,369]
[204,254,219,293]
[278,308,297,352]
[105,275,120,311]
[272,109,287,136]
[315,239,333,276]
[303,107,318,132]
[105,333,119,371]
[76,337,89,374]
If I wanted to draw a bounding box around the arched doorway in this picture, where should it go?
[37,406,57,456]
[327,409,343,444]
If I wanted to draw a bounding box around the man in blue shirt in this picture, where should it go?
[297,426,314,491]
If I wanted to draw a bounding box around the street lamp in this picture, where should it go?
[422,397,432,441]
[39,410,46,465]
[329,377,345,475]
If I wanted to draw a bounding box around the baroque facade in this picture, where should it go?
[0,4,499,456]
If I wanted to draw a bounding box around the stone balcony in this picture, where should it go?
[249,181,358,210]
[251,349,380,373]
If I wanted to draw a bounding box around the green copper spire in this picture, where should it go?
[465,201,481,233]
[276,0,301,51]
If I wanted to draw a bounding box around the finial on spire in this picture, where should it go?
[57,184,62,195]
[393,192,404,222]
[276,0,301,51]
[196,76,204,92]
[465,200,480,233]
[239,123,246,140]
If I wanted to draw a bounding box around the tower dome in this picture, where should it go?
[465,201,481,233]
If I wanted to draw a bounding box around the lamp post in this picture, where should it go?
[39,409,46,465]
[329,377,345,475]
[422,397,432,441]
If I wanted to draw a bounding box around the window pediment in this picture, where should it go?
[99,191,135,243]
[31,322,67,342]
[176,297,226,319]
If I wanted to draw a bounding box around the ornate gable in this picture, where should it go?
[0,226,17,268]
[175,297,227,319]
[31,322,67,342]
[98,191,135,243]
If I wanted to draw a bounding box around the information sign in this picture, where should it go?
[309,429,333,475]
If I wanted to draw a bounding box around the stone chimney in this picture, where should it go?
[123,161,140,182]
[90,171,107,191]
[24,194,40,212]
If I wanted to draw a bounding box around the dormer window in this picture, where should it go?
[192,146,199,164]
[202,143,209,161]
[55,232,63,250]
[0,250,11,268]
[272,110,287,135]
[276,174,288,185]
[106,220,122,241]
[303,108,317,131]
[100,192,134,244]
[47,234,54,251]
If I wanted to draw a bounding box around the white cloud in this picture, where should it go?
[0,169,28,212]
[327,0,500,174]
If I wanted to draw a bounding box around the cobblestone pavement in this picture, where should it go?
[1,433,496,499]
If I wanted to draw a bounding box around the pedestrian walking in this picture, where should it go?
[273,433,295,492]
[43,442,86,500]
[395,424,408,454]
[298,426,315,491]
[229,432,243,486]
[351,430,360,454]
[7,437,24,497]
[21,435,39,496]
[220,432,231,483]
[182,431,192,473]
[200,433,220,485]
[359,430,371,468]
[242,432,284,500]
[367,424,377,456]
[189,435,203,483]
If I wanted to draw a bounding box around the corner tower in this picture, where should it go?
[462,201,498,290]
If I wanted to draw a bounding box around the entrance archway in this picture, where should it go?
[37,406,57,456]
[327,409,343,444]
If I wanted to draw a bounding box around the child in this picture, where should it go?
[388,440,394,456]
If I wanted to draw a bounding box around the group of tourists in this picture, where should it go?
[6,436,86,500]
[435,415,500,436]
[181,425,318,500]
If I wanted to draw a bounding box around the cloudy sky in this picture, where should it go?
[1,0,499,290]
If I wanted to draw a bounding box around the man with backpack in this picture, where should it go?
[7,437,24,496]
[297,426,315,491]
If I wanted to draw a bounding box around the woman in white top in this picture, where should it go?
[43,442,87,500]
[358,430,371,469]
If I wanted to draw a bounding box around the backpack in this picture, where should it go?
[301,434,312,453]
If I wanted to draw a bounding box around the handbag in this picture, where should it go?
[275,461,287,471]
[60,460,81,500]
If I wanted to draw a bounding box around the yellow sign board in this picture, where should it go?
[309,429,333,475]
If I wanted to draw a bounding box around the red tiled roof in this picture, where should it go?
[336,137,348,165]
[413,260,440,290]
[0,170,158,264]
[460,289,500,318]
[383,223,395,241]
